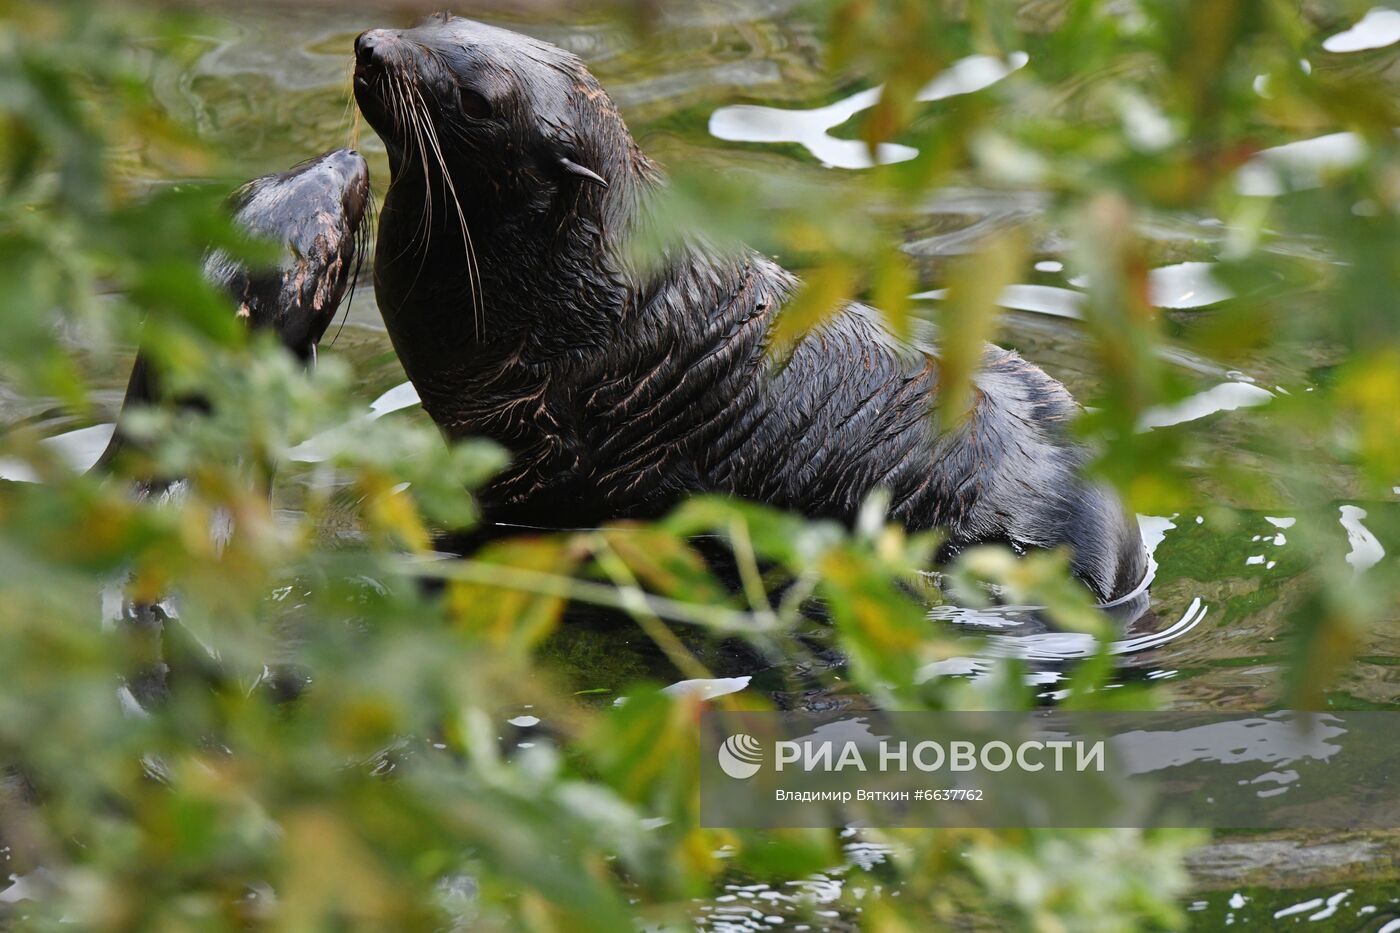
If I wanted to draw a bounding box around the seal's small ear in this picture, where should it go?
[558,156,609,190]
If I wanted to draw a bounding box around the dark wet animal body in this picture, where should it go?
[100,149,370,711]
[207,147,372,363]
[102,148,371,467]
[352,18,1146,602]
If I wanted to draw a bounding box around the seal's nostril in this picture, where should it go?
[354,30,383,67]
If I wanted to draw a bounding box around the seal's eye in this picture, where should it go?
[458,87,492,120]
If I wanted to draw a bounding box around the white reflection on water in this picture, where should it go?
[285,380,422,463]
[708,52,1027,169]
[1069,262,1232,310]
[914,261,1231,323]
[994,283,1086,318]
[662,676,751,701]
[1323,7,1400,53]
[1235,132,1368,197]
[917,51,1030,102]
[0,382,425,479]
[1110,713,1347,777]
[0,422,115,483]
[1137,381,1272,430]
[368,380,422,417]
[0,867,56,906]
[919,515,1209,685]
[911,283,1085,319]
[708,85,914,169]
[1302,888,1353,920]
[1148,261,1232,309]
[1339,504,1385,573]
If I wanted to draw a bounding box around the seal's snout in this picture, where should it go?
[324,146,367,179]
[353,30,401,138]
[355,29,397,71]
[339,151,372,228]
[317,148,370,215]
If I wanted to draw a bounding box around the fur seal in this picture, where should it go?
[101,148,371,469]
[99,149,370,710]
[352,18,1146,602]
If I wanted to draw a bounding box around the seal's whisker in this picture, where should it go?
[398,71,433,249]
[383,66,434,268]
[392,66,440,300]
[398,62,482,337]
[408,80,483,340]
[342,59,360,148]
[380,83,423,267]
[403,60,437,255]
[329,181,374,351]
[379,67,411,189]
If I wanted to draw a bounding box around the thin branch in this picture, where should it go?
[400,555,781,636]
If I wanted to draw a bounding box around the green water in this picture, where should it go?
[14,3,1400,925]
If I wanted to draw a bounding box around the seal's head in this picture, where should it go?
[206,147,372,361]
[353,15,655,367]
[352,16,634,220]
[102,149,371,471]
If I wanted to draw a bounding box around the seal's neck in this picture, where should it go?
[372,153,779,450]
[375,156,654,366]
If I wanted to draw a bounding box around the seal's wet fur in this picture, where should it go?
[98,150,372,711]
[102,148,370,467]
[205,148,372,363]
[353,18,1146,602]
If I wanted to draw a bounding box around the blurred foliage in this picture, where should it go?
[0,0,1396,930]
